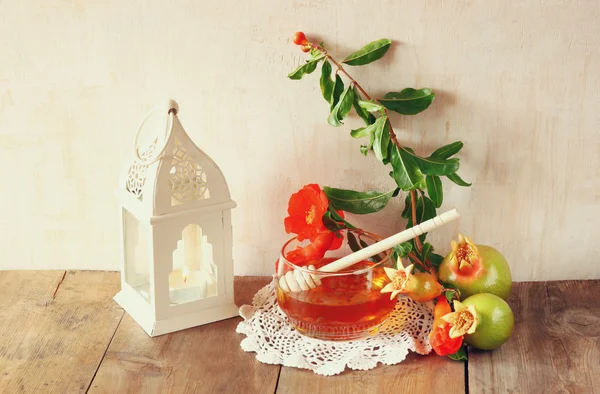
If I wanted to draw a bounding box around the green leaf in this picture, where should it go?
[358,100,384,113]
[420,242,433,261]
[406,240,422,258]
[419,195,437,223]
[392,188,401,197]
[447,172,472,187]
[328,207,356,229]
[309,42,324,59]
[406,195,437,228]
[402,190,436,246]
[429,252,444,268]
[359,130,377,155]
[328,85,355,126]
[373,118,390,161]
[410,259,429,273]
[353,88,376,125]
[343,38,392,66]
[448,347,468,361]
[319,60,335,103]
[442,283,461,302]
[389,145,426,191]
[347,232,361,253]
[351,127,369,138]
[322,211,344,232]
[432,141,464,159]
[382,142,394,165]
[327,111,342,127]
[288,55,325,80]
[379,88,435,115]
[366,131,376,149]
[419,156,459,176]
[426,175,443,208]
[392,242,413,259]
[337,86,355,120]
[330,74,344,111]
[402,149,460,176]
[401,194,411,219]
[350,120,379,138]
[392,241,413,266]
[324,186,395,214]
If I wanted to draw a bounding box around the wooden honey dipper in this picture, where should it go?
[277,209,460,292]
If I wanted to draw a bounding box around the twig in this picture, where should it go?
[308,43,402,147]
[408,252,429,272]
[309,41,427,263]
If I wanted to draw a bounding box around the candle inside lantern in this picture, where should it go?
[169,265,207,304]
[183,225,199,270]
[183,265,189,283]
[169,224,219,304]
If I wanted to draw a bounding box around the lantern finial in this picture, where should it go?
[166,99,179,115]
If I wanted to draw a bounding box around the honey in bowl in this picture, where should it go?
[276,257,396,341]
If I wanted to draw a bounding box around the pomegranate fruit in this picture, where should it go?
[461,293,514,350]
[381,264,442,302]
[439,234,512,300]
[432,296,451,326]
[405,272,443,302]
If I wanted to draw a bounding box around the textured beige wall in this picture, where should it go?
[0,1,598,280]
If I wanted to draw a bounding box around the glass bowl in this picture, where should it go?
[275,229,396,341]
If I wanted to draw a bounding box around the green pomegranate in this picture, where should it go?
[462,293,514,350]
[439,234,512,300]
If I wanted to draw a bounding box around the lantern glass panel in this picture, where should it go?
[168,223,218,304]
[122,209,152,301]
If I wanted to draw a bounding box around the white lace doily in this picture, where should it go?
[236,279,434,376]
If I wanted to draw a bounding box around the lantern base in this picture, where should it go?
[114,290,239,337]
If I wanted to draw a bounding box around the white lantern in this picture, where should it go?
[114,99,238,336]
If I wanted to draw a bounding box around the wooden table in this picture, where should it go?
[0,271,598,393]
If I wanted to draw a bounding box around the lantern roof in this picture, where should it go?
[117,100,236,221]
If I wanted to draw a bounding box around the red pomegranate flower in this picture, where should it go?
[429,323,464,356]
[282,184,345,267]
[284,184,330,242]
[285,231,342,265]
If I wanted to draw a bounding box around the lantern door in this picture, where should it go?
[151,212,236,323]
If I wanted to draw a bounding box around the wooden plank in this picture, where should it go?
[468,280,600,393]
[89,276,279,394]
[234,276,273,306]
[0,270,65,307]
[0,270,124,394]
[276,353,465,394]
